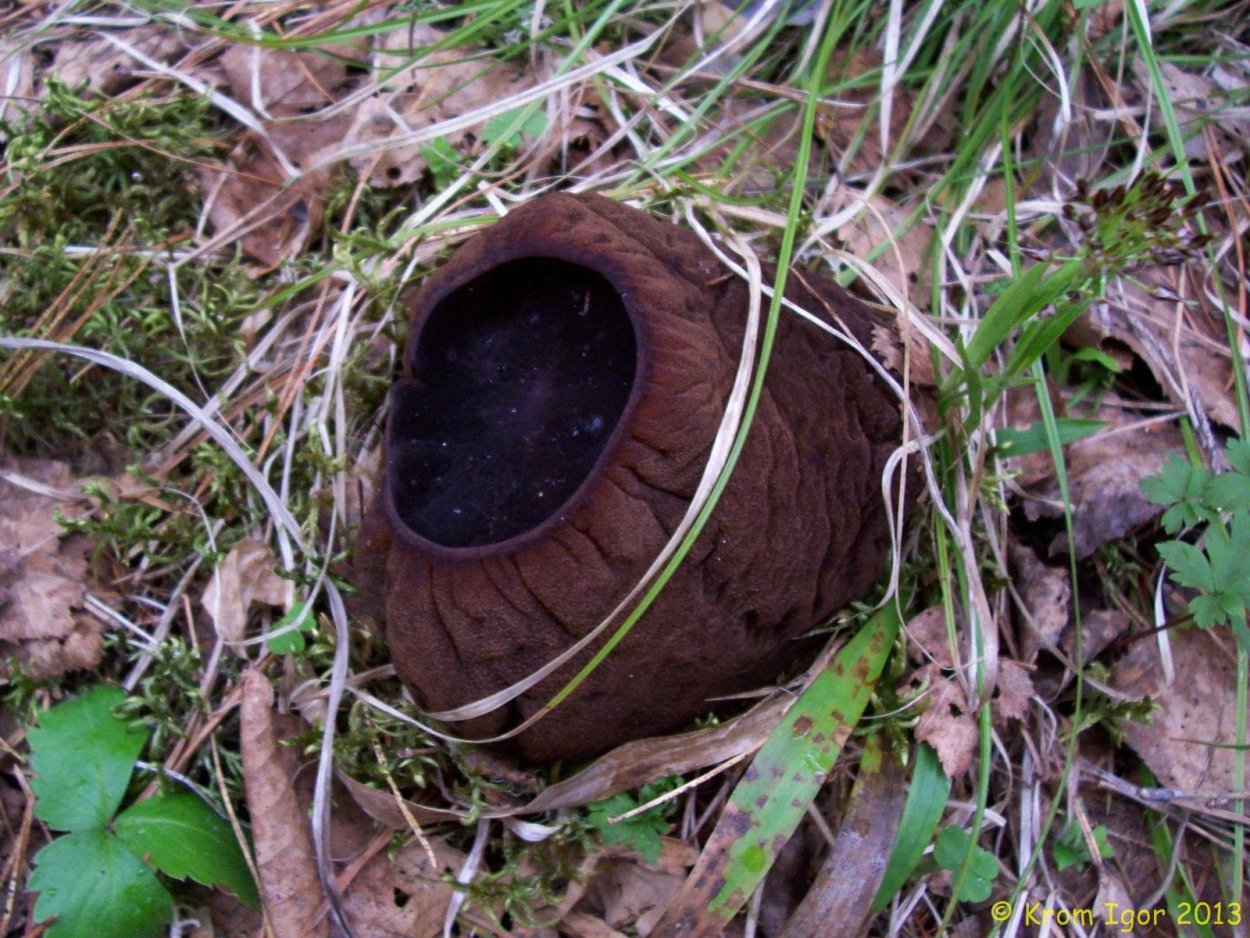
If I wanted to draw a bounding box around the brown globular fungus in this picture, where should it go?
[355,192,905,763]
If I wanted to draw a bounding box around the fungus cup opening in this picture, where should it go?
[387,257,638,550]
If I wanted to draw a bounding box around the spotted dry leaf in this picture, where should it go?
[828,189,933,309]
[0,459,107,680]
[338,835,461,938]
[991,659,1034,725]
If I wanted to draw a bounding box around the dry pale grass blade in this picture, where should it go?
[239,668,329,938]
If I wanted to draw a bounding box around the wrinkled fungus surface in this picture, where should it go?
[389,259,636,549]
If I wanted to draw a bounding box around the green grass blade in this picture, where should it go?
[870,742,950,911]
[651,605,899,937]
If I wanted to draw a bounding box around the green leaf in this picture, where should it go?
[994,418,1105,457]
[419,138,461,189]
[28,686,148,831]
[585,792,668,864]
[1140,453,1214,533]
[264,603,314,655]
[114,792,260,907]
[934,826,997,903]
[1225,438,1250,477]
[28,829,171,938]
[1207,471,1250,513]
[1157,540,1215,593]
[481,105,547,147]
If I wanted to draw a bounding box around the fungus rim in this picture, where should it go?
[383,250,649,560]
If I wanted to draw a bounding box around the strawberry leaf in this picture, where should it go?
[28,829,170,938]
[114,792,260,907]
[28,686,147,832]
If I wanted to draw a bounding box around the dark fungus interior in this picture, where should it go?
[388,257,637,549]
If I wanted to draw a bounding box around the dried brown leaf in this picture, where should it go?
[239,668,329,938]
[828,190,932,308]
[0,41,35,130]
[560,912,631,938]
[338,835,461,938]
[1009,542,1070,664]
[905,605,956,669]
[0,460,106,680]
[577,851,688,935]
[1073,268,1240,431]
[818,48,915,178]
[1111,627,1241,794]
[336,771,462,830]
[1133,59,1249,163]
[521,694,791,814]
[345,23,530,187]
[219,45,358,118]
[1018,410,1185,558]
[991,659,1034,725]
[202,115,348,270]
[44,27,187,96]
[201,537,290,646]
[912,665,977,778]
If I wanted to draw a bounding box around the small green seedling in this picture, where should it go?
[585,777,680,864]
[1142,438,1250,651]
[420,137,462,189]
[27,686,259,938]
[264,602,316,655]
[481,105,548,150]
[934,826,998,903]
[1052,821,1115,871]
